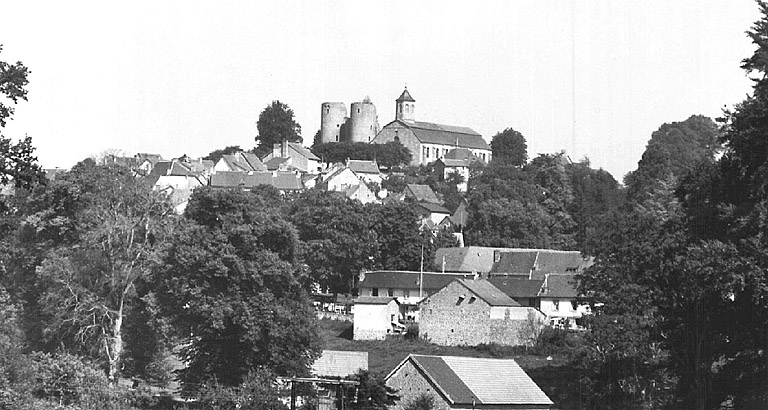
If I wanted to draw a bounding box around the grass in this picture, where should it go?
[318,319,584,409]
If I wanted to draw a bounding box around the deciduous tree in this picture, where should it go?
[255,100,302,157]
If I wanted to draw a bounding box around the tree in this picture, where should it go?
[0,46,44,190]
[156,187,321,388]
[255,100,302,157]
[403,393,434,410]
[0,45,30,128]
[311,141,412,168]
[28,160,173,383]
[490,127,527,166]
[525,152,578,249]
[346,370,399,410]
[203,145,242,163]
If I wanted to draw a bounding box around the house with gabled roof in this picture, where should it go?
[371,88,492,166]
[214,151,266,173]
[404,184,440,203]
[352,296,403,340]
[490,250,593,279]
[419,278,545,346]
[346,159,382,185]
[261,141,321,174]
[385,354,552,410]
[209,171,304,194]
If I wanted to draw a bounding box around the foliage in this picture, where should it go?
[255,100,302,157]
[288,190,377,294]
[525,152,578,249]
[203,144,242,163]
[193,368,287,410]
[157,187,321,387]
[0,45,30,128]
[490,127,528,166]
[312,141,412,168]
[25,161,174,382]
[346,370,399,410]
[403,393,434,410]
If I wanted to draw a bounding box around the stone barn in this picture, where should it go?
[418,279,545,346]
[386,354,552,410]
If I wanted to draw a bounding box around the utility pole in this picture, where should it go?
[419,244,424,299]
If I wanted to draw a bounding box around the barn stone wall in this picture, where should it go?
[386,360,451,410]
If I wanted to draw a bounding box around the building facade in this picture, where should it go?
[319,98,380,144]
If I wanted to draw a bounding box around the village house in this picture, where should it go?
[404,184,440,203]
[261,141,322,174]
[433,148,483,193]
[320,165,379,204]
[213,151,266,173]
[418,278,545,346]
[356,270,475,320]
[209,171,304,194]
[345,159,382,185]
[352,296,403,340]
[385,354,552,410]
[371,88,492,166]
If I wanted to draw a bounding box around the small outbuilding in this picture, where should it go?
[386,354,552,410]
[352,296,403,340]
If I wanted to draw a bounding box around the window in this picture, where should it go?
[571,300,578,310]
[469,296,476,304]
[404,290,410,298]
[424,146,430,159]
[388,288,394,297]
[553,300,560,310]
[372,288,379,296]
[394,135,400,142]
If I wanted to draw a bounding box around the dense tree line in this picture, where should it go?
[312,141,413,169]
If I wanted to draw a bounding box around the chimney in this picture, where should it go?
[281,140,288,158]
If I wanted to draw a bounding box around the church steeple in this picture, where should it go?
[395,86,415,121]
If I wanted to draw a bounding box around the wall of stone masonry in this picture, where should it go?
[386,360,451,410]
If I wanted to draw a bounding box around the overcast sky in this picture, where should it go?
[0,1,761,180]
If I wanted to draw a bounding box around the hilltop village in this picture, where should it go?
[2,75,768,408]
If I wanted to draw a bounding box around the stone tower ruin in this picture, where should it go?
[319,97,379,144]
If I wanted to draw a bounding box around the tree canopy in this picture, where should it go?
[312,141,412,168]
[490,127,528,166]
[255,100,302,157]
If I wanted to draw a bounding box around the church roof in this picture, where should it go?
[396,88,415,102]
[400,120,490,151]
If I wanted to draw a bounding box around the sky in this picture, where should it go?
[0,0,762,181]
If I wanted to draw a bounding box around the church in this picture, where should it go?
[371,88,492,166]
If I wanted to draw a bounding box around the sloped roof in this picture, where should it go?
[44,168,68,180]
[491,252,539,275]
[357,271,474,292]
[444,148,479,161]
[540,274,579,298]
[534,251,593,274]
[149,161,172,177]
[209,171,245,187]
[312,350,368,377]
[401,121,490,151]
[347,160,380,175]
[396,88,415,102]
[288,142,321,161]
[354,296,398,305]
[264,157,290,170]
[416,202,451,215]
[405,184,440,203]
[438,158,471,168]
[210,171,303,191]
[488,278,545,299]
[455,279,520,307]
[433,247,511,273]
[388,355,552,406]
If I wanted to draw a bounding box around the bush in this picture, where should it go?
[404,323,419,340]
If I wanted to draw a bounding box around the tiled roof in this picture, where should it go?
[210,171,303,191]
[444,148,479,161]
[264,157,290,171]
[354,296,398,305]
[209,172,245,187]
[456,279,520,307]
[540,274,579,298]
[357,271,474,292]
[347,160,380,175]
[534,251,593,274]
[389,355,552,406]
[149,161,172,177]
[288,143,321,161]
[415,202,451,215]
[402,121,490,151]
[405,184,440,203]
[438,158,471,168]
[312,350,368,377]
[491,252,539,275]
[433,247,511,273]
[488,278,545,298]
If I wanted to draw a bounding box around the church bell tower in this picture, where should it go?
[395,87,415,121]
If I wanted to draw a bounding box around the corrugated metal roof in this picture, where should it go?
[312,350,368,377]
[456,279,520,307]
